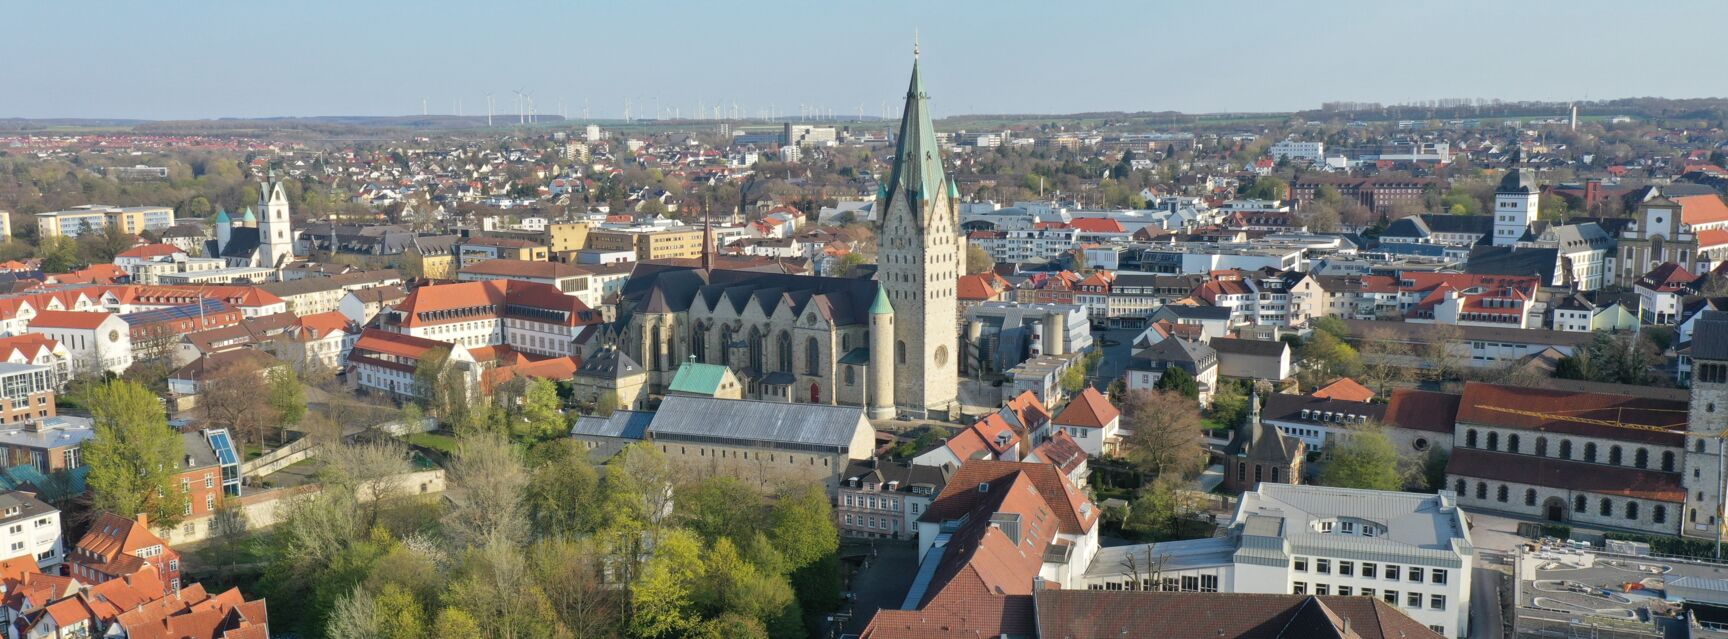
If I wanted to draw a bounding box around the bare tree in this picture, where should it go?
[200,357,271,446]
[1422,324,1466,382]
[1119,390,1208,480]
[1118,544,1172,591]
[320,440,413,530]
[1357,328,1412,395]
[443,433,530,548]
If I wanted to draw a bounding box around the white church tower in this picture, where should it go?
[259,174,295,269]
[1493,168,1539,246]
[876,45,960,419]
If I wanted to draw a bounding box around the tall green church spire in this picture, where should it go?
[882,45,948,223]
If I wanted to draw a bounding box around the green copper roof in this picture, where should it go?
[882,58,948,219]
[214,208,230,223]
[870,285,893,314]
[241,207,257,222]
[667,362,732,395]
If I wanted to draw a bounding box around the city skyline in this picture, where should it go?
[7,0,1728,121]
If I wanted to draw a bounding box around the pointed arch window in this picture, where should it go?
[777,331,793,373]
[806,337,821,375]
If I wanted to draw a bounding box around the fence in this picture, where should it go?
[239,436,320,479]
[161,468,446,546]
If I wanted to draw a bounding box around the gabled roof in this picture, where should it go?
[666,361,733,395]
[27,310,115,331]
[1456,381,1687,445]
[1054,387,1119,429]
[1310,378,1375,402]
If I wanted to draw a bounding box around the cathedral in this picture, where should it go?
[614,54,961,419]
[209,175,296,269]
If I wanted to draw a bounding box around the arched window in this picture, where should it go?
[1453,479,1466,494]
[1663,451,1676,472]
[650,325,663,369]
[1465,429,1478,448]
[1496,485,1508,503]
[749,327,765,373]
[1560,440,1573,459]
[806,337,820,375]
[721,325,736,365]
[777,332,793,373]
[841,333,852,351]
[691,324,707,363]
[1535,437,1549,457]
[844,366,856,386]
[1635,448,1649,469]
[1609,446,1623,466]
[1599,498,1612,516]
[1524,488,1537,506]
[1507,434,1521,454]
[1486,432,1499,451]
[1475,482,1487,500]
[1575,496,1587,512]
[1655,505,1667,524]
[1584,442,1598,463]
[1626,502,1639,520]
[896,340,907,365]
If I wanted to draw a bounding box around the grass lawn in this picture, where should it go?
[405,432,458,455]
[1201,418,1231,432]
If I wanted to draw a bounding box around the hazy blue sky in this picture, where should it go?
[6,0,1727,120]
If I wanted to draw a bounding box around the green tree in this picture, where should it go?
[1318,427,1403,491]
[524,440,602,537]
[681,476,766,544]
[1297,329,1361,388]
[1059,362,1088,395]
[433,607,483,638]
[374,583,428,639]
[412,348,470,427]
[770,484,838,572]
[512,378,564,440]
[1243,176,1289,201]
[695,538,796,630]
[1124,475,1185,540]
[631,528,704,638]
[835,252,868,277]
[81,379,188,528]
[1153,365,1199,399]
[1539,193,1570,222]
[266,367,306,444]
[37,236,79,273]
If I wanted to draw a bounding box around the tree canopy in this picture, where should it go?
[81,379,188,528]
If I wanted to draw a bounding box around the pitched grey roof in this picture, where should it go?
[1211,337,1288,358]
[1236,484,1473,568]
[569,410,654,439]
[1466,246,1557,283]
[644,396,868,454]
[1692,311,1728,361]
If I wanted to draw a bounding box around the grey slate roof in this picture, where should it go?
[570,410,654,439]
[647,396,867,453]
[0,490,56,526]
[1235,484,1473,568]
[1466,246,1557,283]
[1692,311,1728,361]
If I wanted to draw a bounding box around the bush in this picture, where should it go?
[1604,532,1725,560]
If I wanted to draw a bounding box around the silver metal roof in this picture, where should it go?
[1234,484,1473,569]
[644,396,868,453]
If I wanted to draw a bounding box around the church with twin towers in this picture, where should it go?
[616,53,960,418]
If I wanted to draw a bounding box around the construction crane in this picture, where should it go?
[1474,403,1728,557]
[1470,404,1689,434]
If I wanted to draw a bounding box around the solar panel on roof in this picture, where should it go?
[119,299,230,326]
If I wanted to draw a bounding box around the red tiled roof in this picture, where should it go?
[28,309,114,330]
[1002,390,1050,432]
[956,272,1008,302]
[1032,430,1088,476]
[1701,228,1728,249]
[1311,377,1375,403]
[1677,194,1728,226]
[1456,381,1687,445]
[1054,387,1119,429]
[1449,448,1684,502]
[1068,217,1125,233]
[116,244,185,259]
[1382,389,1461,434]
[920,460,1097,535]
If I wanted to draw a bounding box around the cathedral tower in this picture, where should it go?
[1684,311,1728,539]
[259,174,295,269]
[876,49,959,418]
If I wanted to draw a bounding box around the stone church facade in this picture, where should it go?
[613,58,960,419]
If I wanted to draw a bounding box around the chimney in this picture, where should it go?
[136,513,149,529]
[1341,617,1352,635]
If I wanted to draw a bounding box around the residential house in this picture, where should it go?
[0,364,55,427]
[837,459,950,540]
[1125,336,1218,401]
[0,416,93,474]
[0,491,62,572]
[68,513,181,590]
[1212,337,1293,381]
[25,311,132,375]
[1045,388,1122,456]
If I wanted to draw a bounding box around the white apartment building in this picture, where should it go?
[968,226,1078,264]
[1080,484,1473,638]
[25,311,133,375]
[0,490,63,572]
[1269,140,1325,162]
